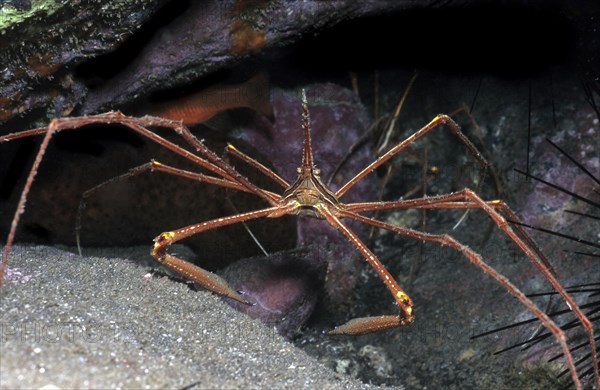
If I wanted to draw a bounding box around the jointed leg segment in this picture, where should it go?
[321,206,414,335]
[339,208,583,388]
[150,204,296,304]
[336,114,488,198]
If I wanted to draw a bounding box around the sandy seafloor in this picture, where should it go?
[0,244,385,390]
[2,241,598,390]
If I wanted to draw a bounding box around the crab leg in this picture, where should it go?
[340,209,584,390]
[150,204,296,304]
[320,206,414,334]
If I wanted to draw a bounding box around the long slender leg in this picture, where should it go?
[347,187,599,388]
[338,209,584,390]
[75,160,281,254]
[355,190,600,370]
[0,114,236,186]
[224,144,290,188]
[1,119,57,286]
[345,195,555,278]
[348,193,600,382]
[336,114,488,198]
[0,113,276,286]
[151,204,296,304]
[319,206,414,334]
[126,114,278,203]
[0,113,279,204]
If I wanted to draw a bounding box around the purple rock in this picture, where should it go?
[220,249,325,339]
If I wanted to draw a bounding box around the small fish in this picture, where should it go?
[149,73,273,125]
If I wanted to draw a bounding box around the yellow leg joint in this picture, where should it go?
[161,231,175,241]
[152,231,175,254]
[396,291,412,308]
